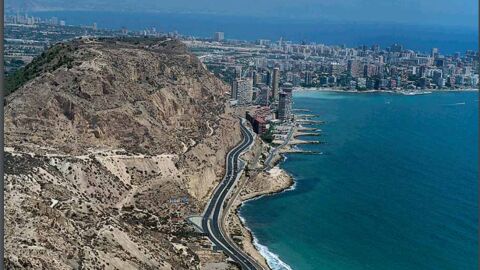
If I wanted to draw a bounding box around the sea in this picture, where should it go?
[29,11,478,54]
[240,90,478,270]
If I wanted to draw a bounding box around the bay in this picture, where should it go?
[240,90,478,270]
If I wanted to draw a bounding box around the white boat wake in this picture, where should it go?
[444,102,466,106]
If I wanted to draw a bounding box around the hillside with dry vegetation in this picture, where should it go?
[4,37,241,269]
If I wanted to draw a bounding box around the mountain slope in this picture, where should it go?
[5,37,228,155]
[4,37,241,269]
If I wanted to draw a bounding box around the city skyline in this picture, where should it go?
[5,12,478,54]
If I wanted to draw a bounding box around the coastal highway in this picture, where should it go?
[202,119,263,270]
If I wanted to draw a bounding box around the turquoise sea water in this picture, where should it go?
[240,91,478,270]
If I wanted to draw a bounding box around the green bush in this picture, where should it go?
[5,44,75,96]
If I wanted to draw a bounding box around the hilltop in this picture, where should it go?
[4,37,242,269]
[5,37,230,155]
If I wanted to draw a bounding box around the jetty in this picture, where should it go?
[297,127,318,132]
[292,108,311,112]
[280,149,322,155]
[288,139,323,145]
[294,114,316,118]
[297,119,325,125]
[264,113,325,169]
[293,132,320,138]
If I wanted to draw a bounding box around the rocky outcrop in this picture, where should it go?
[5,37,229,155]
[4,38,241,269]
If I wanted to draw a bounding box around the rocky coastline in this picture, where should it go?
[222,117,324,269]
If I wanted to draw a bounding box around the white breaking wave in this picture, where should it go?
[237,215,293,270]
[252,237,293,270]
[286,178,297,191]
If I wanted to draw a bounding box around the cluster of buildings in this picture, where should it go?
[188,35,479,92]
[187,32,478,136]
[213,32,224,42]
[4,15,125,74]
[5,13,68,27]
[5,13,104,31]
[231,65,293,136]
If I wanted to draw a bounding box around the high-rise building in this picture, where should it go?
[277,87,293,121]
[432,70,443,82]
[26,16,34,25]
[213,32,224,42]
[304,71,313,85]
[434,59,445,68]
[232,78,253,105]
[390,43,403,53]
[363,64,378,78]
[93,22,97,31]
[257,39,271,46]
[272,67,280,102]
[320,76,328,86]
[231,80,238,100]
[419,65,428,78]
[446,76,455,87]
[329,62,343,76]
[431,48,439,58]
[256,84,270,106]
[252,70,262,85]
[50,17,59,25]
[471,75,479,87]
[234,66,242,79]
[328,75,337,85]
[436,77,446,88]
[266,70,272,87]
[347,59,363,77]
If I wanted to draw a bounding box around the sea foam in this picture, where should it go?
[237,215,293,270]
[252,237,293,270]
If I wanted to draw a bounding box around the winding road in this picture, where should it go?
[202,119,262,270]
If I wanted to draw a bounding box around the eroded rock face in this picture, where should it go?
[4,38,241,269]
[5,37,229,155]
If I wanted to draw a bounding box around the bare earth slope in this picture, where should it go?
[4,37,241,269]
[5,37,228,155]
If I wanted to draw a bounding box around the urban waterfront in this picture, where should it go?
[27,11,480,54]
[240,90,478,270]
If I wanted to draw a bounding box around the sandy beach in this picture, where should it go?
[294,86,478,94]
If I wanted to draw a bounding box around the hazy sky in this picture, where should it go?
[7,0,478,27]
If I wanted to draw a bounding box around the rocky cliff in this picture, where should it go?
[4,37,241,269]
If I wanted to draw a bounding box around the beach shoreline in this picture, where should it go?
[294,86,478,94]
[228,166,295,270]
[224,124,305,269]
